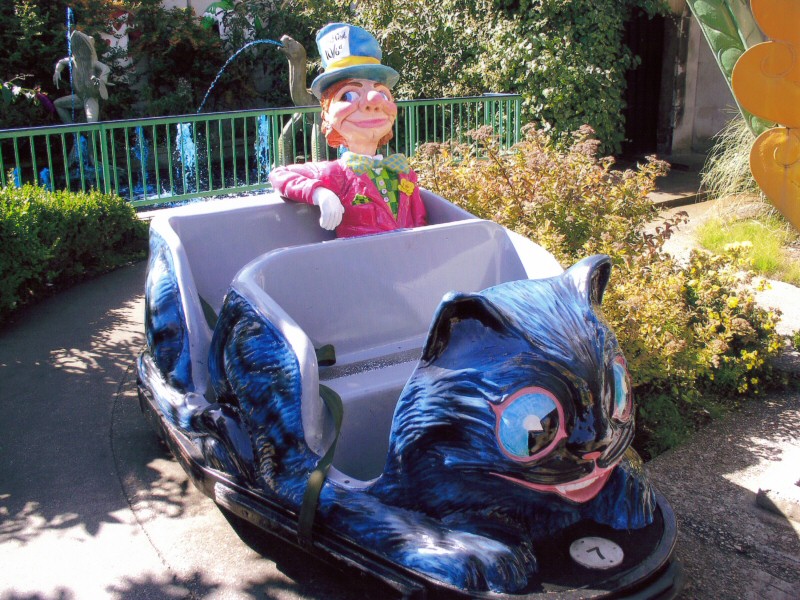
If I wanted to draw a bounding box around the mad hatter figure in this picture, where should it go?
[269,24,426,237]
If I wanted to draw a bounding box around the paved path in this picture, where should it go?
[1,261,798,599]
[0,264,380,599]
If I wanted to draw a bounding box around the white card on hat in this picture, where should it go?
[319,26,351,64]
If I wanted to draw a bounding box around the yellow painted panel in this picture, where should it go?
[750,127,800,231]
[751,0,800,45]
[732,41,800,128]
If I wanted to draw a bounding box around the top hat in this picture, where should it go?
[310,23,399,99]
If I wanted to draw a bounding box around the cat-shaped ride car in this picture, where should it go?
[138,192,682,598]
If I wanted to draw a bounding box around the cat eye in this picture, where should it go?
[492,387,566,462]
[611,357,633,423]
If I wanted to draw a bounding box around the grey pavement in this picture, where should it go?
[0,264,380,600]
[1,167,799,598]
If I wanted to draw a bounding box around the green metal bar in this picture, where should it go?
[424,105,429,146]
[0,96,521,206]
[110,129,120,194]
[29,136,38,184]
[12,138,22,184]
[136,128,146,201]
[60,133,70,191]
[167,124,177,195]
[206,120,213,190]
[99,127,111,193]
[90,131,100,189]
[498,100,506,147]
[290,114,298,162]
[0,147,6,187]
[193,122,201,193]
[243,116,250,186]
[445,104,449,145]
[218,120,224,190]
[75,133,87,191]
[403,106,410,155]
[151,125,161,197]
[270,113,280,172]
[124,128,133,201]
[458,103,463,146]
[231,117,238,188]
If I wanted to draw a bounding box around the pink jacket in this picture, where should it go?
[269,158,427,238]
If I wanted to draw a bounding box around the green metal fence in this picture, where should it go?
[0,94,522,208]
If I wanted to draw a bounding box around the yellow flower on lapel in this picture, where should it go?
[398,179,415,195]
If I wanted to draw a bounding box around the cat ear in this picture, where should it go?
[565,254,613,306]
[421,292,510,363]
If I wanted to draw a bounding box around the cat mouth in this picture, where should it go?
[491,464,616,503]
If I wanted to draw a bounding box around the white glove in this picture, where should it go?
[312,187,344,231]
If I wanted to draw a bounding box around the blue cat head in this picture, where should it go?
[381,255,637,509]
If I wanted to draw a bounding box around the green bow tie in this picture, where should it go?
[342,152,410,175]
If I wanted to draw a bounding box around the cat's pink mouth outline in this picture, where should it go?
[491,462,617,504]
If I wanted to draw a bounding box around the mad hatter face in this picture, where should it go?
[323,79,397,156]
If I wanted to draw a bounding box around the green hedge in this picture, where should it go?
[0,184,148,321]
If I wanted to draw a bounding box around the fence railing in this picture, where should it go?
[0,94,522,209]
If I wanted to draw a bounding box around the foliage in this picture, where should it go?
[0,0,137,124]
[193,0,319,112]
[412,126,785,457]
[0,183,148,322]
[100,0,316,115]
[3,0,668,148]
[295,0,668,154]
[1,76,50,128]
[702,115,762,201]
[489,0,667,153]
[123,0,228,115]
[698,215,800,286]
[1,1,63,127]
[0,0,304,121]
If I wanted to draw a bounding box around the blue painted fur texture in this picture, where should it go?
[198,255,655,594]
[144,232,193,395]
[209,290,319,504]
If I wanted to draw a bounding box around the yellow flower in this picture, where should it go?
[398,179,416,195]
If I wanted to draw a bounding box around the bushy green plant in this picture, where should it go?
[412,126,785,457]
[125,0,228,116]
[489,0,667,153]
[0,183,148,321]
[296,0,667,153]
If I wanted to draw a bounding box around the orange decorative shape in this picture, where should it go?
[732,41,800,128]
[751,0,800,45]
[750,127,800,231]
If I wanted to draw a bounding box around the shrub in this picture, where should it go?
[0,183,148,322]
[296,0,667,154]
[412,126,785,457]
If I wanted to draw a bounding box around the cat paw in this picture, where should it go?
[403,531,534,593]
